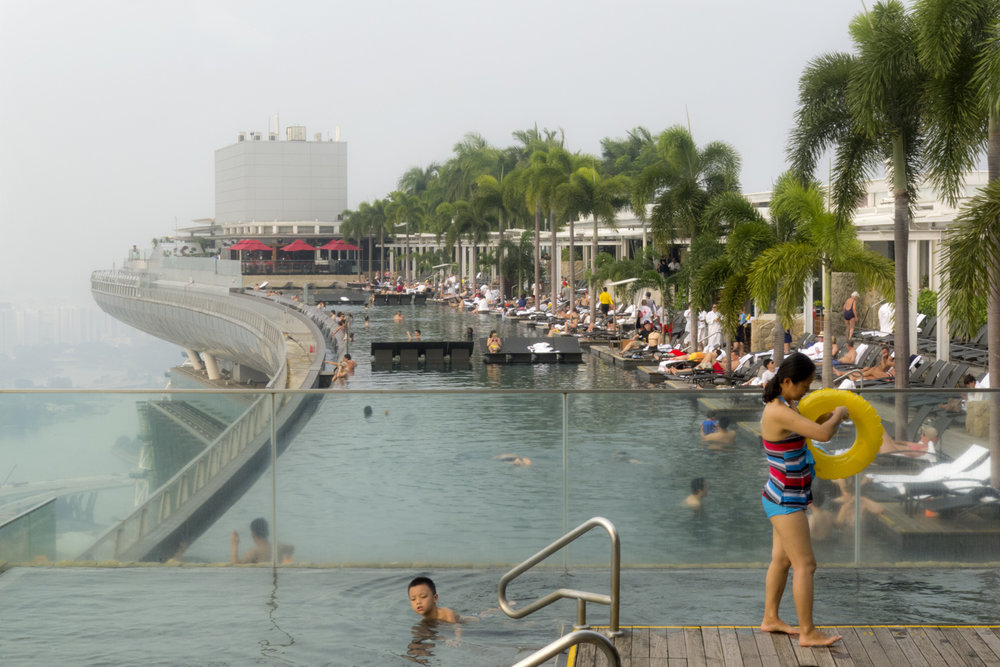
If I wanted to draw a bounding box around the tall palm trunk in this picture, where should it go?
[533,201,542,306]
[688,276,698,352]
[550,207,559,308]
[368,232,374,281]
[988,112,1000,488]
[892,136,911,442]
[590,216,599,325]
[821,261,834,388]
[568,219,576,307]
[405,228,410,282]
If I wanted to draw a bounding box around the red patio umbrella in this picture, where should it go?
[281,239,318,252]
[319,239,358,251]
[229,239,273,252]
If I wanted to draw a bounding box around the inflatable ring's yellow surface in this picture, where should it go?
[798,388,883,479]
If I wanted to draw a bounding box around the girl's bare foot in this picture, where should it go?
[799,628,842,646]
[760,619,799,634]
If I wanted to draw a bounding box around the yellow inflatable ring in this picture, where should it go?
[797,388,884,480]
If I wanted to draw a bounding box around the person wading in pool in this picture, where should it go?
[408,576,459,623]
[760,352,847,647]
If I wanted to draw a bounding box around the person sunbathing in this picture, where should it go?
[878,426,937,458]
[835,346,892,380]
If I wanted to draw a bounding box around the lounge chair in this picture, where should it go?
[921,485,1000,518]
[867,443,989,486]
[901,458,995,515]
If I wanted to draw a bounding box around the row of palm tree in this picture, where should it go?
[339,1,997,411]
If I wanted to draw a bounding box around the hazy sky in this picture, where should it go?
[0,0,867,306]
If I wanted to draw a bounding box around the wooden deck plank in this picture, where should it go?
[869,627,910,666]
[632,627,651,660]
[906,627,952,667]
[753,630,783,667]
[566,627,1000,667]
[718,628,744,667]
[668,628,688,659]
[854,625,892,665]
[941,627,988,666]
[701,627,725,667]
[736,628,764,667]
[880,627,930,667]
[650,628,669,659]
[926,626,979,666]
[973,628,1000,663]
[685,628,708,665]
[835,627,873,666]
[613,630,632,663]
[958,628,1000,665]
[768,634,800,667]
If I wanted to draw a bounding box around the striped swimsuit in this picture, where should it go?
[762,432,813,512]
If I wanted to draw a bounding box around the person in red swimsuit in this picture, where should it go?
[760,352,848,647]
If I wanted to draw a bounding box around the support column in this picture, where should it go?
[185,348,204,371]
[930,239,950,362]
[202,352,221,381]
[908,239,920,355]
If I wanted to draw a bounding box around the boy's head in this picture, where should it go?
[705,410,717,421]
[408,576,439,617]
[250,517,268,540]
[690,477,706,495]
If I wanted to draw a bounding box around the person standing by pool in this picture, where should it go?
[760,352,847,647]
[842,291,859,340]
[598,286,613,319]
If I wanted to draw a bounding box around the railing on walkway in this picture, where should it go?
[511,629,620,667]
[498,516,621,636]
[78,393,284,561]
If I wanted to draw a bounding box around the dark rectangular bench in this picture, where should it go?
[370,341,475,369]
[481,336,583,364]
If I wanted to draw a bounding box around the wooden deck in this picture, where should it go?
[566,625,1000,666]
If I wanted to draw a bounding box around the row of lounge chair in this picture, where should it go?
[865,444,999,518]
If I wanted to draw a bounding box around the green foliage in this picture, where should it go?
[917,288,937,316]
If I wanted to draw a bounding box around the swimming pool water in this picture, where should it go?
[2,566,999,665]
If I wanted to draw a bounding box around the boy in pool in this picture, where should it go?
[408,576,459,623]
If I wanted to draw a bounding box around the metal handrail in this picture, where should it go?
[498,516,621,636]
[511,629,620,667]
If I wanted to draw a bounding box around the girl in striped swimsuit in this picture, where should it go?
[760,352,848,647]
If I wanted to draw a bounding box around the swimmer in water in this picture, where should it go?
[683,477,707,509]
[408,576,459,623]
[495,453,531,466]
[394,310,404,322]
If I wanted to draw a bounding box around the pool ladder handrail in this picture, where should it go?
[511,629,621,667]
[498,516,621,636]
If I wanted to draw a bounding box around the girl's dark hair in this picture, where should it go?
[762,352,816,402]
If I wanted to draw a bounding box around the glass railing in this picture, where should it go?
[1,388,997,567]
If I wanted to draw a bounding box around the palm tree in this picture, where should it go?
[558,166,631,324]
[749,182,895,387]
[386,191,425,282]
[693,192,778,369]
[789,1,924,398]
[916,0,1000,485]
[633,125,741,351]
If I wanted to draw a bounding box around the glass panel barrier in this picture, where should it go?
[274,390,565,565]
[855,387,1000,565]
[1,387,998,568]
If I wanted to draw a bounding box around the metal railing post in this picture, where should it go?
[498,516,621,637]
[511,629,620,667]
[562,392,569,570]
[270,391,278,567]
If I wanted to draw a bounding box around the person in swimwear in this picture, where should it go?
[760,352,848,647]
[842,291,858,340]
